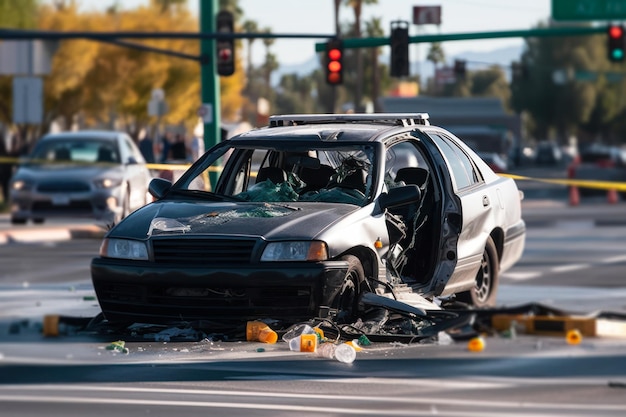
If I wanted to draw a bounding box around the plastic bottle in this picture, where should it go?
[282,324,319,352]
[281,324,316,343]
[315,342,356,363]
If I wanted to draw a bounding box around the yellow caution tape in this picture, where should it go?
[500,173,626,192]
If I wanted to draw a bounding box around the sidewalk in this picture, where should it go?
[0,213,106,245]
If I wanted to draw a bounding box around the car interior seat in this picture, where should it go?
[331,169,367,193]
[97,146,117,163]
[255,166,288,184]
[298,164,335,192]
[392,167,433,284]
[395,167,429,191]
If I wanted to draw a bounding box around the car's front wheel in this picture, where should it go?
[457,236,499,308]
[333,255,365,324]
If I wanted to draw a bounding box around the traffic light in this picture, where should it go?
[454,59,466,78]
[216,10,235,76]
[390,20,409,77]
[607,24,625,62]
[325,39,343,85]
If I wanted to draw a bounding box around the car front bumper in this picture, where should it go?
[90,258,350,325]
[10,188,122,221]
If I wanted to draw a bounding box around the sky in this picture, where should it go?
[77,0,553,66]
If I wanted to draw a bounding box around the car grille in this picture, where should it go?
[152,238,257,264]
[38,181,90,192]
[32,200,93,213]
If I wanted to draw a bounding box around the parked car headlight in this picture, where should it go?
[94,178,123,189]
[100,238,149,260]
[261,241,328,261]
[11,179,33,191]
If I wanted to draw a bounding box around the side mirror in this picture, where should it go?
[127,156,138,165]
[148,177,172,200]
[377,184,421,213]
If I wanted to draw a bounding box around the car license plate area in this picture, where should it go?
[52,195,71,206]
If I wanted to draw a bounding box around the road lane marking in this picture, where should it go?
[501,271,542,281]
[550,263,590,273]
[601,254,626,263]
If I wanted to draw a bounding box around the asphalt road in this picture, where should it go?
[1,176,626,416]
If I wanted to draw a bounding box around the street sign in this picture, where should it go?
[552,0,626,21]
[413,6,441,25]
[12,76,42,124]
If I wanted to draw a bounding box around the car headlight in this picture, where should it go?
[100,238,149,260]
[94,178,123,189]
[11,179,33,191]
[261,241,328,262]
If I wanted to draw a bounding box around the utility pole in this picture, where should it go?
[200,0,220,167]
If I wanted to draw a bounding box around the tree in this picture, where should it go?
[511,22,609,143]
[345,0,378,112]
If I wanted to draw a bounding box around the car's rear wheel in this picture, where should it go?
[333,255,365,324]
[33,218,45,224]
[457,236,499,308]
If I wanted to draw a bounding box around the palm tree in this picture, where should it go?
[242,20,258,79]
[365,17,384,111]
[345,0,378,112]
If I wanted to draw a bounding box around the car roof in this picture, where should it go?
[232,113,431,144]
[40,130,123,142]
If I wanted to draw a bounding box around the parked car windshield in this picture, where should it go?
[28,138,120,165]
[174,140,378,206]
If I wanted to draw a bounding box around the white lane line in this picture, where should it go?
[501,271,542,281]
[550,264,589,273]
[601,254,626,263]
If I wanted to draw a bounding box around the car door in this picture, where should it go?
[426,132,492,295]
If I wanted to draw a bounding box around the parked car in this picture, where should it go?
[477,152,508,173]
[534,141,562,166]
[568,143,626,197]
[91,114,526,327]
[9,130,151,225]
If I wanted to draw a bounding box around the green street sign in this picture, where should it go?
[552,0,626,21]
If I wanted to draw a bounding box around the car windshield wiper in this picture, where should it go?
[169,189,245,202]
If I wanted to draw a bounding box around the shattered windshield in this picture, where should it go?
[174,141,377,206]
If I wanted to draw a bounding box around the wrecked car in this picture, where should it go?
[90,113,526,327]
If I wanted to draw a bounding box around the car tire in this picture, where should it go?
[10,217,27,225]
[33,218,45,224]
[456,236,499,308]
[333,255,365,324]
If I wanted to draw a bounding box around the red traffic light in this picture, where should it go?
[609,25,623,39]
[325,40,343,85]
[328,48,342,61]
[218,47,232,62]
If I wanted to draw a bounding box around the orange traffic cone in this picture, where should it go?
[569,186,580,206]
[608,189,618,204]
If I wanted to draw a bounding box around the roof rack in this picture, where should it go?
[268,113,430,128]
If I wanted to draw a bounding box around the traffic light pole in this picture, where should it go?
[200,0,220,169]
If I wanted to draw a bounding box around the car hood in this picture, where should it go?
[15,164,123,181]
[109,200,360,241]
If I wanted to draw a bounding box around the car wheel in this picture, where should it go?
[33,218,45,224]
[10,217,27,225]
[333,255,365,324]
[457,236,499,308]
